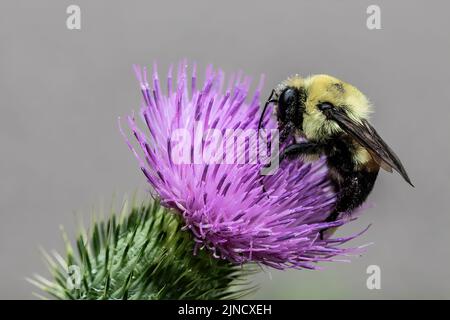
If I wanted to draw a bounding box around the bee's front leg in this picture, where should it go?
[280,142,323,162]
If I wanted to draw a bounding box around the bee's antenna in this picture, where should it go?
[257,89,276,135]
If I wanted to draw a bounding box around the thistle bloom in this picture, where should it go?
[121,62,364,269]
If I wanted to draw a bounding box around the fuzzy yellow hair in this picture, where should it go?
[283,74,373,142]
[283,74,373,165]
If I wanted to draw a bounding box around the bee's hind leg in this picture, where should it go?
[319,210,341,240]
[280,142,324,162]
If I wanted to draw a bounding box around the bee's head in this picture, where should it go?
[269,74,372,142]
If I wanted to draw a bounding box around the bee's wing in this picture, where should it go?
[329,109,413,186]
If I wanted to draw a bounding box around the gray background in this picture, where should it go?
[1,0,449,299]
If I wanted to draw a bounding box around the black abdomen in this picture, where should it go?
[331,168,379,214]
[324,137,379,222]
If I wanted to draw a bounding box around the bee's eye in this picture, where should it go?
[317,102,334,111]
[278,88,297,121]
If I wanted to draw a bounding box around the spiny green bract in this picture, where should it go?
[30,199,255,300]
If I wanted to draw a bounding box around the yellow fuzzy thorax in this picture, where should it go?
[281,74,373,166]
[283,74,372,142]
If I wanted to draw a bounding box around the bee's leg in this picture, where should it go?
[257,89,277,137]
[280,142,323,162]
[319,210,340,240]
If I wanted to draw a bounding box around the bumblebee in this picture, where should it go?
[258,75,413,237]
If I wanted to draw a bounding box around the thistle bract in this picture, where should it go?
[122,61,363,269]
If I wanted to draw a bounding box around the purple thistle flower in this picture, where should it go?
[121,61,365,269]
